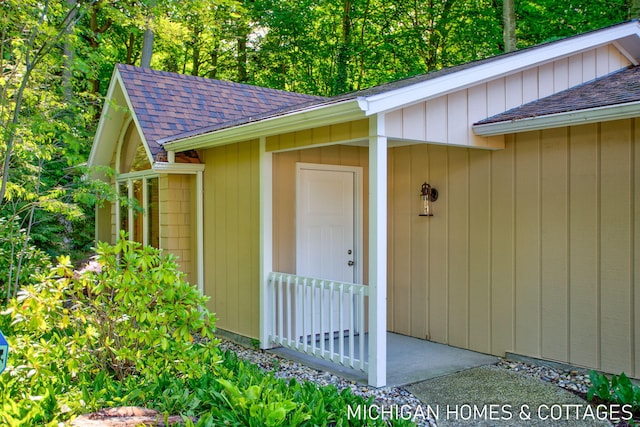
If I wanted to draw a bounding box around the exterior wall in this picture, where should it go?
[385,45,630,148]
[387,118,640,377]
[266,119,369,152]
[272,145,369,282]
[159,174,196,285]
[200,140,261,339]
[96,202,113,244]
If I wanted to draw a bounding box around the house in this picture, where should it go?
[89,21,640,387]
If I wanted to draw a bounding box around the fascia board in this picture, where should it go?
[88,67,156,171]
[114,70,156,167]
[472,101,640,136]
[164,100,365,152]
[152,162,205,174]
[360,22,640,115]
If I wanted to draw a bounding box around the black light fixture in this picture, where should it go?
[419,182,438,216]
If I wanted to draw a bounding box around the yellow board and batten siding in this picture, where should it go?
[387,120,640,377]
[200,140,261,339]
[200,122,370,339]
[266,120,369,152]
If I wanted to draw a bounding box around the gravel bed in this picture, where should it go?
[219,339,596,427]
[497,359,591,396]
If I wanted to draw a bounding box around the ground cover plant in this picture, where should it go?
[0,235,414,426]
[587,370,640,425]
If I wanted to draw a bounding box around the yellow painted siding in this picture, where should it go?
[96,202,113,244]
[266,119,369,152]
[388,118,640,377]
[159,174,196,285]
[272,145,369,282]
[200,141,261,339]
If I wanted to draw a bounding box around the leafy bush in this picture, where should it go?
[0,233,414,427]
[0,233,219,425]
[588,370,640,410]
[120,350,415,427]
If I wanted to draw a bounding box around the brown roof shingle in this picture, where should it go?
[475,66,640,125]
[117,64,325,159]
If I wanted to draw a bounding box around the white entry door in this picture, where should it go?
[296,163,362,341]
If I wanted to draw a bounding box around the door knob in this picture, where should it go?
[348,260,354,266]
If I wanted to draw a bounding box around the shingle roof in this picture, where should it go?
[118,21,640,149]
[159,20,640,142]
[475,66,640,125]
[117,64,325,160]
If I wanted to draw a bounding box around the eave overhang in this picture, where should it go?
[473,101,640,136]
[357,22,640,116]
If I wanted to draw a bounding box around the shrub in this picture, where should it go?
[588,370,640,410]
[0,233,219,425]
[120,350,415,427]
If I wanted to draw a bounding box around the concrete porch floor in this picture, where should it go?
[268,332,499,387]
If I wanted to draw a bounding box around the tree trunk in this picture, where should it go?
[502,0,516,53]
[237,34,247,82]
[333,0,352,94]
[209,38,220,79]
[63,0,78,102]
[140,28,154,68]
[140,0,156,68]
[88,3,112,93]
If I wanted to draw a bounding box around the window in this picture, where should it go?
[116,120,159,248]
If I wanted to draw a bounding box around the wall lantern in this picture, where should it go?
[0,329,8,374]
[419,182,438,216]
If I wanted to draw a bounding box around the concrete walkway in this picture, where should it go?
[271,333,613,426]
[269,332,499,386]
[406,365,611,426]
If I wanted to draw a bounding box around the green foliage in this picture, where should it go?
[588,370,640,409]
[0,234,219,425]
[0,232,415,426]
[0,217,51,302]
[120,350,414,427]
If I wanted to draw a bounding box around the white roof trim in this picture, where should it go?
[152,162,205,174]
[472,101,640,136]
[87,67,121,167]
[88,67,156,169]
[358,22,640,116]
[163,99,365,151]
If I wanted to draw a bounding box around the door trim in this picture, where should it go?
[295,162,364,284]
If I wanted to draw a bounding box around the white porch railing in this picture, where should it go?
[267,272,369,373]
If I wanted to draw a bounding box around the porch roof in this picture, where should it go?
[473,65,640,136]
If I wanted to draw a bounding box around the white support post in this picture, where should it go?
[115,182,121,238]
[368,114,387,387]
[196,171,204,296]
[127,179,134,238]
[142,177,149,246]
[259,137,274,349]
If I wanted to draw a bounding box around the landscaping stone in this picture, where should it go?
[70,407,192,427]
